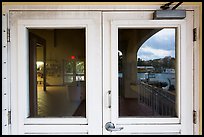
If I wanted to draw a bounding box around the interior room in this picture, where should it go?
[29,29,86,117]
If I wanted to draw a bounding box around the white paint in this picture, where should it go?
[2,4,200,135]
[180,11,194,135]
[114,124,181,134]
[103,11,194,135]
[2,4,199,13]
[24,125,88,135]
[2,12,9,135]
[9,11,102,135]
[192,7,201,135]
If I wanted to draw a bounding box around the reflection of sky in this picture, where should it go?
[138,28,175,61]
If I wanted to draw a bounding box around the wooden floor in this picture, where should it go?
[36,85,154,117]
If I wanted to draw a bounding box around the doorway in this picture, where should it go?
[6,10,194,135]
[102,11,194,135]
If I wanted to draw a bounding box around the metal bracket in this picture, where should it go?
[160,2,174,10]
[193,110,197,124]
[8,111,11,125]
[193,28,197,42]
[160,2,183,10]
[7,28,10,42]
[153,10,186,20]
[155,2,185,20]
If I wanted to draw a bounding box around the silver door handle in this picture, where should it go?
[105,122,124,132]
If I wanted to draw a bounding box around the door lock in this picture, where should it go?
[105,122,124,132]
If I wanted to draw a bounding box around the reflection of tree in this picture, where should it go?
[137,56,175,73]
[137,58,145,66]
[162,56,175,69]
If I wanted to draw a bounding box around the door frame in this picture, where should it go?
[103,11,193,135]
[29,32,46,117]
[2,4,201,135]
[3,11,102,135]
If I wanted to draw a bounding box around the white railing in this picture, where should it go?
[138,82,176,117]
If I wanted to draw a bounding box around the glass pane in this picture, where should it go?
[76,61,85,74]
[64,60,74,74]
[64,75,73,83]
[118,28,177,117]
[29,29,86,117]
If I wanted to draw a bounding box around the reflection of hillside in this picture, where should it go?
[137,56,175,73]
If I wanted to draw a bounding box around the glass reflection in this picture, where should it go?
[118,28,177,117]
[29,29,86,117]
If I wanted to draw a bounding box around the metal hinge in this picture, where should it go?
[8,111,11,125]
[7,28,10,42]
[193,110,197,124]
[193,28,197,42]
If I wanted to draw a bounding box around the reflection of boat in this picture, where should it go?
[162,69,176,91]
[140,73,157,83]
[139,71,175,91]
[162,78,171,91]
[162,68,175,74]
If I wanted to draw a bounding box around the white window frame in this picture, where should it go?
[6,11,102,135]
[110,20,185,124]
[2,4,201,135]
[102,11,194,135]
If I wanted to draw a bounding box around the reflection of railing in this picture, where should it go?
[138,82,176,116]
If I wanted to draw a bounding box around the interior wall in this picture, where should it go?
[30,29,85,85]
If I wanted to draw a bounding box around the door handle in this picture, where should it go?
[105,122,124,132]
[107,90,111,108]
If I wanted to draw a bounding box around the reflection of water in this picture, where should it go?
[137,72,175,88]
[137,72,174,80]
[119,73,175,80]
[118,72,175,87]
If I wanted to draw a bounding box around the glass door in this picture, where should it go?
[8,9,195,135]
[103,11,194,135]
[9,11,102,135]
